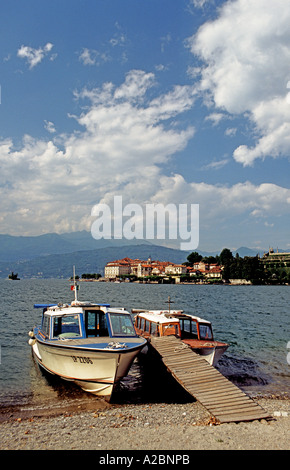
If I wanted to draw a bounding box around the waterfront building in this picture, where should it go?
[261,248,290,272]
[104,257,222,280]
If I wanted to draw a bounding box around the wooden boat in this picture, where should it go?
[28,276,147,399]
[133,309,228,366]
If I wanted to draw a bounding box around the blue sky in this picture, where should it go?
[0,0,290,252]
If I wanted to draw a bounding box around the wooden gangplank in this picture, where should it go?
[150,336,271,424]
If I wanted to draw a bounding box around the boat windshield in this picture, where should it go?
[85,310,109,337]
[53,315,82,338]
[179,317,198,339]
[199,323,213,340]
[108,313,136,337]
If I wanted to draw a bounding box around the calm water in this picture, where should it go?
[0,280,289,410]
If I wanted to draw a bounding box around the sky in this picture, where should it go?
[0,0,290,253]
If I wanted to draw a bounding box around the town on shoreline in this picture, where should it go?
[78,247,290,286]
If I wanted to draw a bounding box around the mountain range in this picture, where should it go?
[0,231,264,278]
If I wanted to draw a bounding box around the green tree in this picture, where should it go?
[202,256,218,264]
[186,251,202,266]
[219,248,233,265]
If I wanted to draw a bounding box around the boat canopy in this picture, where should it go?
[136,310,212,326]
[137,311,180,324]
[34,304,57,308]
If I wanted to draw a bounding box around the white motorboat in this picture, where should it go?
[29,278,147,399]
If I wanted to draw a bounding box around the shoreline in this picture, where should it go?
[81,278,289,286]
[0,395,289,450]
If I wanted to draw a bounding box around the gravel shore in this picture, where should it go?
[0,396,289,451]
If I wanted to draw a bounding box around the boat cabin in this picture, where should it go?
[35,303,138,340]
[134,310,214,341]
[174,312,214,341]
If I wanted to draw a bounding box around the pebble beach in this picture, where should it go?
[0,396,289,451]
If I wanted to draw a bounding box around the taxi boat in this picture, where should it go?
[133,309,228,366]
[28,280,147,399]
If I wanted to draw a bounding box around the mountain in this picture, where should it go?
[0,230,272,278]
[0,231,153,262]
[0,243,191,279]
[233,247,262,257]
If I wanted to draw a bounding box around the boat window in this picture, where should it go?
[144,320,150,333]
[180,318,198,339]
[199,324,213,340]
[150,322,158,336]
[108,313,136,337]
[85,310,109,337]
[53,315,81,338]
[42,314,50,337]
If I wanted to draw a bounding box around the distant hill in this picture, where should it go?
[0,243,191,279]
[232,247,262,257]
[0,231,140,262]
[0,230,271,278]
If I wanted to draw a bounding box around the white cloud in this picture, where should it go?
[202,158,229,170]
[1,69,289,250]
[79,48,110,66]
[188,0,211,10]
[161,34,172,53]
[205,112,226,126]
[79,23,127,67]
[225,127,237,137]
[0,72,195,235]
[109,21,127,47]
[17,42,54,69]
[44,120,56,134]
[114,70,156,102]
[188,0,290,166]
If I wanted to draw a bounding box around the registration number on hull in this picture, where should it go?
[71,356,93,364]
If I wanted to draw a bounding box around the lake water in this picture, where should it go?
[0,279,289,411]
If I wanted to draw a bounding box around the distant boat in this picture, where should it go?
[28,270,147,399]
[8,272,20,280]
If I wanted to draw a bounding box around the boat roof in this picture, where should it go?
[173,312,212,325]
[137,311,180,324]
[35,302,130,316]
[136,310,211,325]
[34,302,110,309]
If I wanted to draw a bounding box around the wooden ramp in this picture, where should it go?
[150,336,270,424]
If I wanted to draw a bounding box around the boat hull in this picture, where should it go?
[140,337,228,367]
[182,339,228,366]
[32,337,145,398]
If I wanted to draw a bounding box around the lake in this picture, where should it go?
[0,279,289,411]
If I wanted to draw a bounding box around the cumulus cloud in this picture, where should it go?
[17,42,54,69]
[188,0,290,166]
[1,68,289,249]
[0,71,196,235]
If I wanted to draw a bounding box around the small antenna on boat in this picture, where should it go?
[71,265,79,303]
[166,296,174,314]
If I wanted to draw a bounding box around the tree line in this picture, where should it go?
[185,248,290,284]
